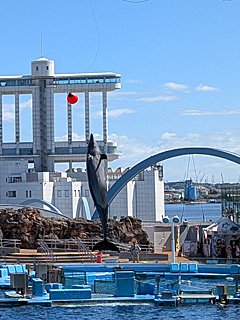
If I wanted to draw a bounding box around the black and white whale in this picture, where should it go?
[86,133,119,252]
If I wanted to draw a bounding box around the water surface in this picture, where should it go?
[0,304,240,320]
[165,203,221,222]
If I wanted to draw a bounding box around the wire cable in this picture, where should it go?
[192,154,204,217]
[85,0,100,72]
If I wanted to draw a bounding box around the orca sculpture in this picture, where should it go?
[87,133,119,252]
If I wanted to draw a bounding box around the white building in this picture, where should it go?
[0,57,165,222]
[108,167,165,221]
[0,57,121,172]
[0,159,165,221]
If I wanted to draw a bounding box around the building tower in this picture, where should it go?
[0,57,121,172]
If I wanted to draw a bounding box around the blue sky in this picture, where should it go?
[1,0,240,183]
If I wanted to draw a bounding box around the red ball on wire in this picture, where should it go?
[67,93,78,104]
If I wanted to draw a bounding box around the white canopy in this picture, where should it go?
[203,217,240,237]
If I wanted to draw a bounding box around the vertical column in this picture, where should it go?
[46,87,55,154]
[85,91,90,142]
[0,94,2,155]
[67,102,72,153]
[69,160,72,173]
[15,93,20,155]
[32,87,39,156]
[102,90,108,154]
[39,79,48,172]
[46,85,55,172]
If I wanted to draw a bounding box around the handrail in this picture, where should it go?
[38,239,56,263]
[0,239,21,248]
[39,238,96,262]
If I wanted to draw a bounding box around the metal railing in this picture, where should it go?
[0,239,21,248]
[41,238,96,262]
[38,239,56,264]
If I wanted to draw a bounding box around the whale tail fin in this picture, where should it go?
[93,239,120,253]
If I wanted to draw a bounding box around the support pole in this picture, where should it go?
[85,91,90,142]
[15,93,20,155]
[67,102,72,153]
[171,219,175,263]
[102,90,108,154]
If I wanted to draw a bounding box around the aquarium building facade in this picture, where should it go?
[0,58,165,221]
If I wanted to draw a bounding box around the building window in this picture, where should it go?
[46,66,49,70]
[36,66,38,71]
[29,190,32,198]
[65,190,69,197]
[74,190,77,197]
[7,191,16,197]
[57,190,61,197]
[78,190,80,197]
[26,190,28,198]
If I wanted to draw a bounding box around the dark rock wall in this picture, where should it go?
[0,207,149,248]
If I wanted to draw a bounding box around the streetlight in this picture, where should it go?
[163,215,180,263]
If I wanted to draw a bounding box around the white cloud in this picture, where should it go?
[109,133,160,165]
[108,91,139,102]
[20,99,32,109]
[91,108,136,119]
[3,111,15,122]
[109,91,138,96]
[163,82,190,93]
[2,99,32,122]
[182,109,240,116]
[55,133,85,141]
[161,132,177,140]
[109,109,136,118]
[108,131,240,183]
[125,79,143,84]
[195,84,220,92]
[136,96,177,103]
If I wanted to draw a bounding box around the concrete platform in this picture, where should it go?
[179,293,216,304]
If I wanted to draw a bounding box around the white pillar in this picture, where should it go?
[0,94,2,155]
[102,90,108,154]
[46,87,55,153]
[32,88,39,155]
[85,91,90,142]
[67,102,72,153]
[15,93,20,155]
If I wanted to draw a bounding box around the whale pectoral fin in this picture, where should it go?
[96,154,108,172]
[101,154,107,160]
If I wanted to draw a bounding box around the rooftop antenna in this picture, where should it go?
[41,32,43,58]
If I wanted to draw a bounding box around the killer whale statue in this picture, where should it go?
[87,133,119,252]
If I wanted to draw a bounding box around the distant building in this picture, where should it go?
[221,184,240,224]
[199,188,209,199]
[184,179,199,201]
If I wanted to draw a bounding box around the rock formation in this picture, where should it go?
[0,207,150,249]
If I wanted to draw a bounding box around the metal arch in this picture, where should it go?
[107,147,240,205]
[76,197,91,220]
[20,198,66,217]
